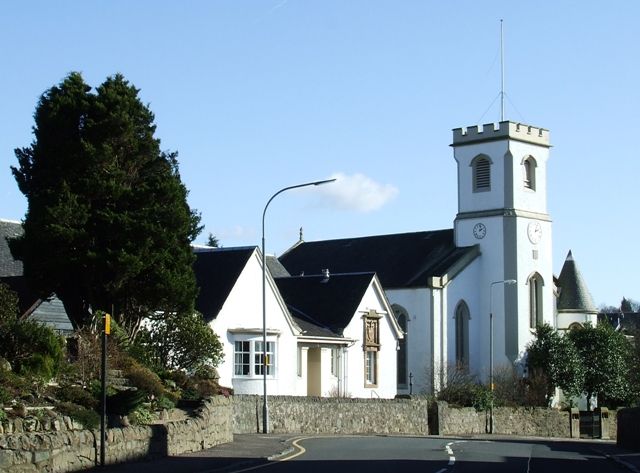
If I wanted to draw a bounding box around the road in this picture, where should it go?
[93,435,628,473]
[270,436,625,473]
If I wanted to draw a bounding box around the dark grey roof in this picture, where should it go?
[0,220,23,277]
[279,229,478,289]
[598,311,640,333]
[266,256,290,278]
[557,250,597,313]
[193,247,255,322]
[274,272,376,336]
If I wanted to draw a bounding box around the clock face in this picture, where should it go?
[527,221,542,244]
[473,223,486,239]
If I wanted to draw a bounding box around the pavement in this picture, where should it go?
[90,434,294,473]
[90,433,640,473]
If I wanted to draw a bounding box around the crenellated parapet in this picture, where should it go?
[452,121,550,147]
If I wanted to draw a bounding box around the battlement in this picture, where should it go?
[452,121,550,147]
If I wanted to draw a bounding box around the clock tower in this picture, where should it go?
[452,121,554,366]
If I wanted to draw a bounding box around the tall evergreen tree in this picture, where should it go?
[11,72,202,337]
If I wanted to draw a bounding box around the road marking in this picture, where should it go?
[434,469,448,473]
[445,441,457,467]
[277,436,309,462]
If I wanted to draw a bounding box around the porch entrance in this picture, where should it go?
[307,348,322,396]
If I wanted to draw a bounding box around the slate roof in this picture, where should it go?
[557,250,597,313]
[598,311,640,333]
[0,219,23,277]
[193,247,256,323]
[274,272,376,337]
[279,229,478,289]
[266,255,290,278]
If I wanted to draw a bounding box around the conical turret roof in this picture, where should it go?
[557,250,597,313]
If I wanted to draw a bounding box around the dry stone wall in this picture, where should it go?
[0,396,232,473]
[233,395,429,435]
[434,401,572,437]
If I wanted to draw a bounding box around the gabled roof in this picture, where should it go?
[266,255,290,278]
[0,219,23,278]
[279,229,478,289]
[193,247,256,322]
[274,272,376,336]
[557,250,597,314]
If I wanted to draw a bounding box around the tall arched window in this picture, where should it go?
[454,301,470,370]
[393,305,408,386]
[472,155,492,192]
[528,273,544,329]
[523,156,537,190]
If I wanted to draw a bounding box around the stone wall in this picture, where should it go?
[617,407,640,451]
[0,414,84,435]
[233,395,429,435]
[433,401,571,437]
[0,396,233,473]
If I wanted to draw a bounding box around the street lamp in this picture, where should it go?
[489,278,517,434]
[261,178,336,434]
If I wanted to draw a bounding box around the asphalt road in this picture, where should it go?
[270,436,626,473]
[91,435,629,473]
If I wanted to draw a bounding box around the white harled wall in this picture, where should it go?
[209,250,300,395]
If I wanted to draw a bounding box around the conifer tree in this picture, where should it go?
[11,72,202,337]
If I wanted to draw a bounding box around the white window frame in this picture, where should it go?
[365,350,378,387]
[233,337,277,378]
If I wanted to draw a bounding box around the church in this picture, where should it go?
[279,120,598,395]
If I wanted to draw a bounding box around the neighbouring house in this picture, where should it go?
[0,219,73,334]
[193,246,402,398]
[279,121,598,395]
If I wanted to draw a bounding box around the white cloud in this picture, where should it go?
[314,172,398,213]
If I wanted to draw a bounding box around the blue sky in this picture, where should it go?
[1,1,638,307]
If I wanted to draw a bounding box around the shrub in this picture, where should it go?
[128,404,154,425]
[123,362,165,398]
[56,402,100,429]
[154,395,175,411]
[56,384,98,410]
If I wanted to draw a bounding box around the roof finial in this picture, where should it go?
[299,226,304,242]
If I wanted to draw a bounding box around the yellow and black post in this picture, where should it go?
[100,312,111,466]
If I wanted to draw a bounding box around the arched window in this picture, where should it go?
[393,305,408,386]
[523,156,537,190]
[472,155,491,192]
[454,301,470,370]
[528,273,544,329]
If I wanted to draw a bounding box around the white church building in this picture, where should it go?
[280,120,598,395]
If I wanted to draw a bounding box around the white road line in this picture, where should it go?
[448,456,455,466]
[434,469,448,473]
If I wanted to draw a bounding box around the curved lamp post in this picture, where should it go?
[261,178,336,434]
[489,278,517,434]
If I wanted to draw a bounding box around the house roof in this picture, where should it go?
[0,219,23,278]
[279,229,478,289]
[274,272,376,336]
[266,255,290,278]
[556,250,597,313]
[598,311,640,333]
[193,247,256,323]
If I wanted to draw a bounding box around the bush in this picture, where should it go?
[56,402,100,429]
[128,404,154,425]
[123,361,165,398]
[56,384,98,410]
[154,395,176,411]
[0,316,64,382]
